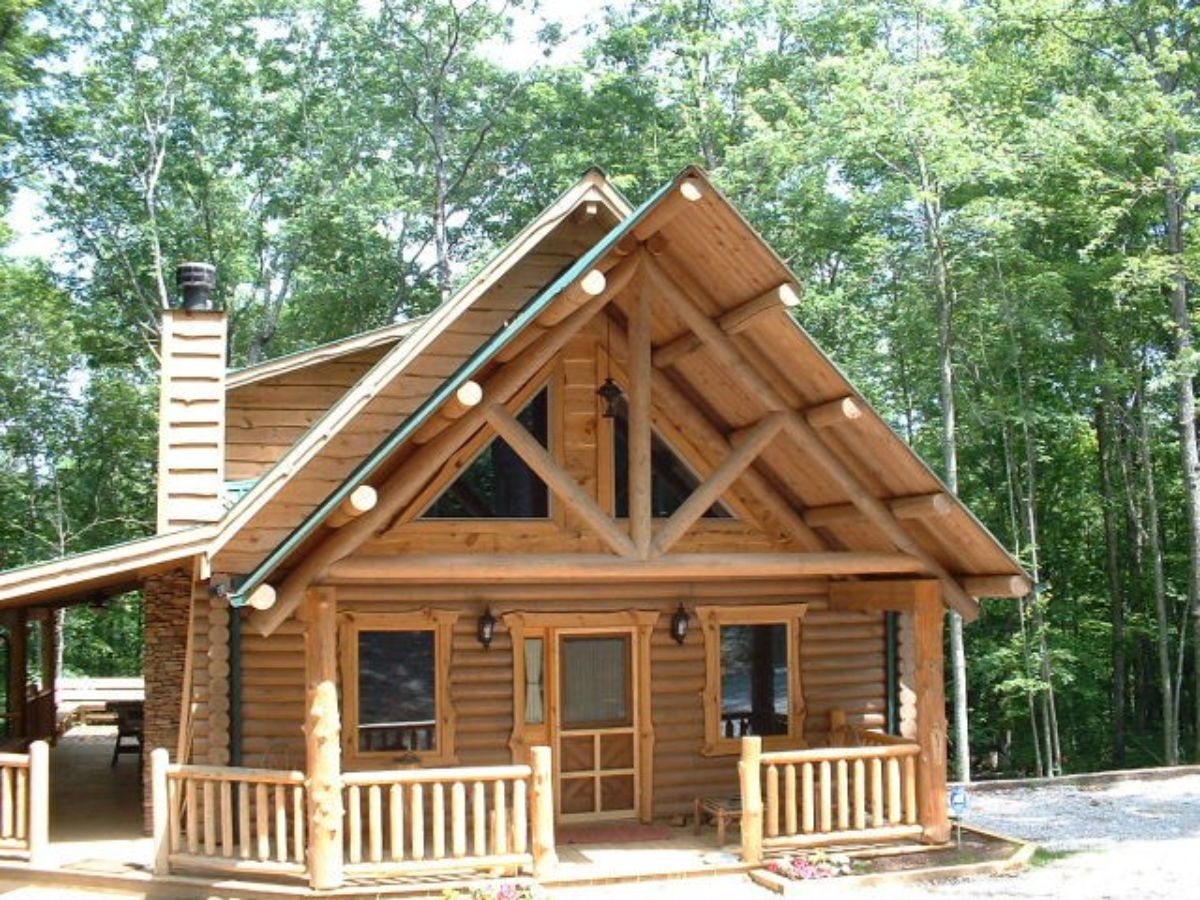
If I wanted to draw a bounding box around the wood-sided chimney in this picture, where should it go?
[156,262,227,533]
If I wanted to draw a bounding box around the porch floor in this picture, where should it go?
[30,726,751,890]
[45,725,152,875]
[547,828,747,885]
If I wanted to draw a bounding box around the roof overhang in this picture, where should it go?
[0,525,213,610]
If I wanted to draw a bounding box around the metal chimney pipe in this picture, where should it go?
[176,262,217,311]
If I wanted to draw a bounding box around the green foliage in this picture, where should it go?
[3,0,1200,771]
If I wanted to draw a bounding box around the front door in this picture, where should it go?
[553,630,639,820]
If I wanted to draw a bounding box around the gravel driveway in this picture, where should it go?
[558,771,1200,900]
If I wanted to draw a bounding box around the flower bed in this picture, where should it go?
[766,850,855,881]
[442,882,545,900]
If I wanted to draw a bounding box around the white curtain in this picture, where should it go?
[525,638,545,725]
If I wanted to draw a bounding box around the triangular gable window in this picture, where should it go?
[423,389,549,518]
[613,404,732,519]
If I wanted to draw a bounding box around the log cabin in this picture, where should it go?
[0,166,1029,890]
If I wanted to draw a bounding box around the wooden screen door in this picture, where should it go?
[553,630,639,820]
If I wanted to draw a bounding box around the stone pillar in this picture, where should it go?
[142,567,192,830]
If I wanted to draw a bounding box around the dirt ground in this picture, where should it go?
[558,770,1200,899]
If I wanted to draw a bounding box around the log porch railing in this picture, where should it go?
[152,746,557,885]
[738,730,924,863]
[151,752,308,877]
[342,747,554,879]
[0,742,47,864]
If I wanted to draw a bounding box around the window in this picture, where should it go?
[720,624,789,738]
[698,605,807,754]
[612,404,732,518]
[524,638,545,726]
[423,389,550,518]
[340,611,459,764]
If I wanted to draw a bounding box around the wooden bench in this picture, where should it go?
[694,796,741,846]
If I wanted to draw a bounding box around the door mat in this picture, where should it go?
[557,822,675,844]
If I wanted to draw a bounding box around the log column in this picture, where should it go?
[913,583,949,843]
[628,276,653,558]
[304,587,344,890]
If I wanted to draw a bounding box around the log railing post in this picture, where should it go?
[27,740,48,866]
[151,747,170,875]
[304,588,344,889]
[738,736,763,864]
[529,746,557,878]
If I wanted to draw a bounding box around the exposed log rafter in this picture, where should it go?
[804,492,952,529]
[326,552,928,583]
[644,256,982,620]
[653,281,803,370]
[485,403,637,558]
[252,252,645,637]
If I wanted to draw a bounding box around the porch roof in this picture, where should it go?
[0,525,211,609]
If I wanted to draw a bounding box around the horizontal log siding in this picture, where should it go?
[186,599,212,764]
[234,585,885,820]
[225,348,391,482]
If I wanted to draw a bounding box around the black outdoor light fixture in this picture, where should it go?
[477,609,497,648]
[597,377,623,418]
[670,603,690,644]
[597,316,624,418]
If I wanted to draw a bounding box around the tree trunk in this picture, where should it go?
[918,157,970,783]
[1014,353,1061,775]
[1164,158,1200,762]
[1137,378,1180,764]
[1095,390,1127,765]
[1002,423,1044,775]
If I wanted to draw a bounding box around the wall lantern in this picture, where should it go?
[597,315,623,418]
[477,609,498,648]
[670,604,690,645]
[597,377,624,418]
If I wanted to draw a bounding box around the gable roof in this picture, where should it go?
[0,166,1028,621]
[227,318,427,390]
[232,166,1029,631]
[0,169,631,610]
[207,170,632,571]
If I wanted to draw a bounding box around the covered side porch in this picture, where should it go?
[141,578,949,891]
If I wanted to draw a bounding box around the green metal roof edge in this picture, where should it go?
[229,173,681,606]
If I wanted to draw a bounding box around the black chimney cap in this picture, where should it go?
[176,262,217,311]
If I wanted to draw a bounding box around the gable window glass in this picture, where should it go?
[612,404,731,518]
[423,388,550,518]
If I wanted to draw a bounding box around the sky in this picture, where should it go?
[3,0,614,264]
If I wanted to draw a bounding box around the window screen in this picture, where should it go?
[560,636,631,728]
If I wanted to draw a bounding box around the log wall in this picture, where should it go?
[222,585,885,820]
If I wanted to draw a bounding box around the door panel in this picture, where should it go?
[554,632,638,820]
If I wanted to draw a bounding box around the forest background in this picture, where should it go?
[2,0,1198,779]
